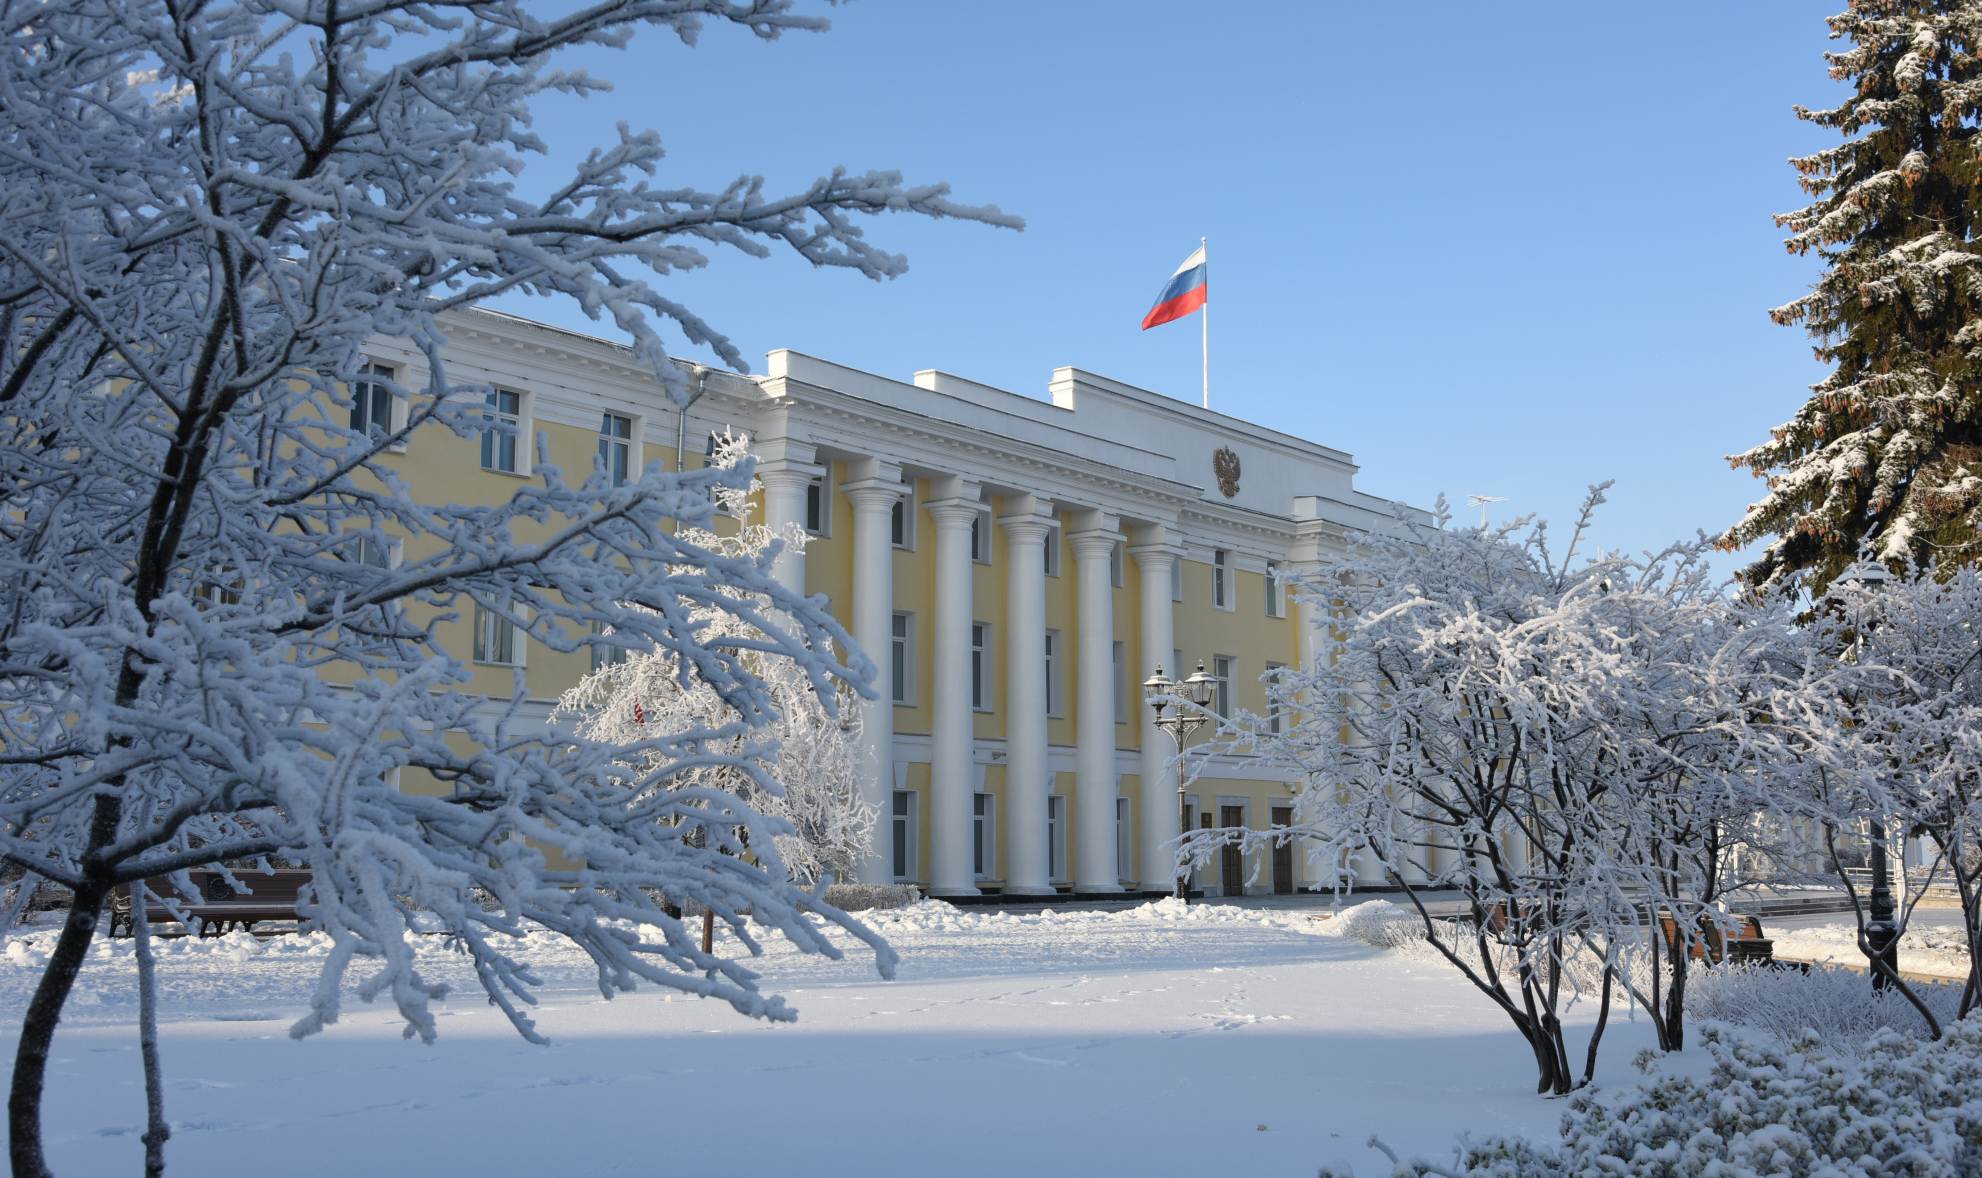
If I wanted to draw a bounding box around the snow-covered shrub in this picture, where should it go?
[1333,1021,1982,1177]
[821,883,922,912]
[1328,901,1427,949]
[1689,963,1960,1050]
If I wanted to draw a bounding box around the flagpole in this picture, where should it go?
[1200,235,1209,410]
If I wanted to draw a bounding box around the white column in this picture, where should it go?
[1130,531,1181,895]
[999,497,1056,895]
[842,460,904,886]
[925,478,982,897]
[756,459,819,597]
[1069,514,1124,894]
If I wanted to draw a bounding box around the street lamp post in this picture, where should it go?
[1838,561,1900,990]
[1144,662,1218,903]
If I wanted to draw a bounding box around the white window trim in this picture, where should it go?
[970,621,994,713]
[891,611,916,706]
[1212,549,1233,612]
[1265,661,1287,735]
[1044,629,1064,718]
[598,411,639,487]
[805,468,832,538]
[1043,522,1062,577]
[346,532,402,570]
[1047,794,1068,882]
[353,361,404,450]
[973,791,996,881]
[892,476,918,551]
[1265,560,1284,618]
[891,786,919,882]
[1108,541,1124,588]
[480,387,531,476]
[970,507,993,565]
[1212,654,1234,719]
[473,601,528,668]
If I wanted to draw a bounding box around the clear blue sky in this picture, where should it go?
[501,1,1848,573]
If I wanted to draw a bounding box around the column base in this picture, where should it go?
[1073,883,1125,896]
[1001,884,1058,896]
[928,885,983,898]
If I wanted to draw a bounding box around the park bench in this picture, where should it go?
[108,869,312,938]
[1656,911,1773,966]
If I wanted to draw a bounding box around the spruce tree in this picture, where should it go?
[1723,2,1982,590]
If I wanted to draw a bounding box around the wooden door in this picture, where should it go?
[1271,806,1294,894]
[1220,805,1245,895]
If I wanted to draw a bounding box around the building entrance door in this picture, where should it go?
[1220,805,1245,895]
[1271,806,1294,894]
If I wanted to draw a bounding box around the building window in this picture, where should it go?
[1265,661,1287,734]
[1047,795,1066,881]
[474,603,522,666]
[350,362,394,438]
[892,790,918,881]
[598,412,633,487]
[805,472,830,537]
[1112,641,1128,725]
[1043,524,1061,577]
[346,534,396,570]
[970,513,992,564]
[1213,654,1234,719]
[1265,560,1284,617]
[970,622,992,712]
[1171,558,1183,602]
[973,792,995,879]
[1044,630,1062,717]
[192,565,242,608]
[480,389,522,474]
[591,621,629,674]
[1109,541,1124,588]
[891,612,914,705]
[1116,797,1133,883]
[891,475,916,550]
[1212,549,1231,610]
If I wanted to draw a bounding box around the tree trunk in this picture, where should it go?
[133,887,170,1177]
[9,793,122,1178]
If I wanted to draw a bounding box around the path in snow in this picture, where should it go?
[1,900,1655,1177]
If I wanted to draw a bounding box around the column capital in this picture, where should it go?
[750,436,817,468]
[842,475,907,509]
[756,457,823,492]
[1067,524,1123,560]
[997,493,1056,543]
[924,475,983,528]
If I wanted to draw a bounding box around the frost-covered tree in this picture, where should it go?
[0,3,1014,1174]
[1223,490,1799,1092]
[556,440,876,889]
[1802,562,1982,1023]
[1723,1,1982,591]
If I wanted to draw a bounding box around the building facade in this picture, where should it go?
[372,309,1416,897]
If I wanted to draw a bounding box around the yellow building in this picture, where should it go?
[367,309,1416,898]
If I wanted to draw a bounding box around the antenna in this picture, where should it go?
[1466,494,1507,528]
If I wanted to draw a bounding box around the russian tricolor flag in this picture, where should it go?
[1141,244,1207,330]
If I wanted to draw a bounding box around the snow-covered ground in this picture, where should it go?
[0,900,1660,1177]
[1769,910,1974,980]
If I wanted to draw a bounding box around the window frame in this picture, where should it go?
[969,509,993,565]
[351,361,397,441]
[1265,559,1284,618]
[1108,541,1124,588]
[1212,654,1234,719]
[805,469,831,538]
[1042,522,1062,577]
[480,387,526,475]
[1044,629,1063,718]
[1212,548,1232,611]
[891,475,917,551]
[973,791,996,880]
[970,621,993,712]
[473,601,527,667]
[598,411,635,487]
[1265,660,1287,734]
[891,611,916,705]
[891,789,919,882]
